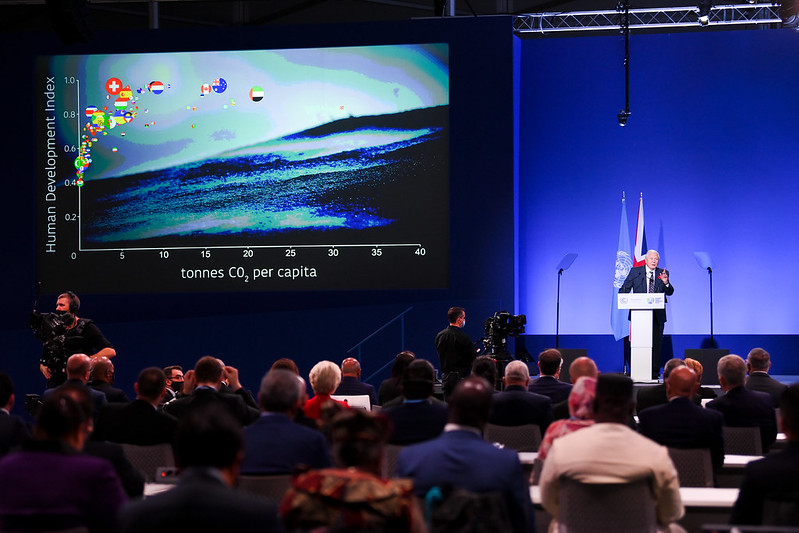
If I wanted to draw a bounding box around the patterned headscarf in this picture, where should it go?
[567,376,597,420]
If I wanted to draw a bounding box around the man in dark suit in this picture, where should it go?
[0,373,30,457]
[490,360,552,435]
[636,358,698,414]
[619,249,675,379]
[333,357,378,407]
[730,383,799,525]
[241,369,331,474]
[397,377,533,533]
[707,354,778,453]
[383,359,448,445]
[164,356,259,426]
[639,366,725,472]
[161,365,184,404]
[87,356,130,403]
[745,347,788,408]
[43,353,107,421]
[93,367,177,445]
[528,348,572,405]
[118,405,284,533]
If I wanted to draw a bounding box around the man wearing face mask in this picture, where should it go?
[162,366,185,404]
[435,306,477,402]
[30,291,116,388]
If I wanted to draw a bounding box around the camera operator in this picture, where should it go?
[435,306,477,402]
[30,291,116,388]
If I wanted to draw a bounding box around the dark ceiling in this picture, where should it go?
[0,0,714,34]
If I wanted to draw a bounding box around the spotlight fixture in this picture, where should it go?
[698,0,712,26]
[618,109,631,127]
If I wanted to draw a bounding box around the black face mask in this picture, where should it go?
[171,381,184,393]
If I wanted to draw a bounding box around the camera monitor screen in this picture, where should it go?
[36,43,449,293]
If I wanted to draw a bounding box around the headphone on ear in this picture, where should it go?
[63,291,80,314]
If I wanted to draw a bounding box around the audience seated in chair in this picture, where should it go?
[87,356,129,404]
[378,351,416,407]
[397,377,533,533]
[0,372,31,457]
[164,356,259,426]
[0,385,128,533]
[383,359,448,445]
[303,360,349,420]
[279,409,426,533]
[333,357,378,407]
[241,368,332,475]
[471,355,499,391]
[269,358,317,430]
[489,359,552,435]
[528,348,572,405]
[537,376,596,461]
[730,383,799,526]
[551,356,599,420]
[638,366,725,473]
[93,366,177,445]
[684,357,718,401]
[707,354,777,453]
[539,374,684,532]
[637,358,699,414]
[43,354,108,422]
[745,348,788,408]
[118,404,284,533]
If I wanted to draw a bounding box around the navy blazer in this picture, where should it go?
[745,372,788,408]
[638,396,725,470]
[397,429,534,533]
[706,386,778,453]
[489,385,552,435]
[383,399,448,445]
[118,467,284,533]
[528,376,572,405]
[241,413,331,475]
[619,265,675,324]
[93,399,177,445]
[730,442,799,525]
[43,379,107,422]
[333,376,378,407]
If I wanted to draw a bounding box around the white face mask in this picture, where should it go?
[461,318,466,327]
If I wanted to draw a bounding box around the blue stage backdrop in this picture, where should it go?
[517,29,799,372]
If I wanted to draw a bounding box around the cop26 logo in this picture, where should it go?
[614,251,632,289]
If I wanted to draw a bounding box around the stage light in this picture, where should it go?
[698,0,712,26]
[618,110,631,126]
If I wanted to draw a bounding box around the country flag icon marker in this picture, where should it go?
[200,84,212,96]
[212,78,227,93]
[150,81,164,94]
[106,77,123,95]
[249,86,264,102]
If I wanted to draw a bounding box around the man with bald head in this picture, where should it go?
[43,353,107,420]
[397,377,533,533]
[88,356,129,403]
[332,357,378,407]
[639,366,725,471]
[490,360,552,434]
[707,354,778,453]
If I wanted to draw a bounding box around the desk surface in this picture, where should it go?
[520,452,759,468]
[530,486,739,508]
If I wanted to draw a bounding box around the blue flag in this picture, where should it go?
[611,196,633,341]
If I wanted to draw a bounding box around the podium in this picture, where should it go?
[618,293,665,382]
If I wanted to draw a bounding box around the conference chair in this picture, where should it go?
[667,447,714,488]
[722,426,763,456]
[483,423,542,452]
[530,457,545,486]
[237,474,293,503]
[119,442,175,483]
[557,477,657,533]
[382,444,405,479]
[330,394,371,410]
